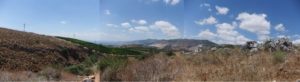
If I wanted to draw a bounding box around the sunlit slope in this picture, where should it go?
[0,27,90,72]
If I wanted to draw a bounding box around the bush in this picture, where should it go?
[97,56,126,71]
[65,64,92,75]
[273,51,286,64]
[82,54,99,67]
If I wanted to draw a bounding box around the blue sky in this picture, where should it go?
[0,0,100,40]
[187,0,300,44]
[1,0,300,44]
[99,0,184,41]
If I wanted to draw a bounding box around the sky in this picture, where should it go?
[1,0,300,44]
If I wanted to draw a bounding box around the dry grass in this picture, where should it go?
[0,69,80,81]
[110,49,300,81]
[115,54,188,81]
[0,27,90,72]
[0,71,46,81]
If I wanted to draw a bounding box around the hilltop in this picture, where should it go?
[0,27,94,72]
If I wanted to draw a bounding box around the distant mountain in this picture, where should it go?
[125,39,218,51]
[125,39,159,46]
[96,41,128,46]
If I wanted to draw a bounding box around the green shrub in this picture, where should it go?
[273,51,286,64]
[64,53,100,75]
[97,56,126,71]
[82,54,99,67]
[65,64,92,75]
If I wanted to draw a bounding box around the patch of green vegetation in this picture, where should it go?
[56,36,144,56]
[65,64,92,75]
[126,47,160,55]
[64,54,100,75]
[82,54,99,67]
[273,51,287,64]
[57,36,159,75]
[65,55,127,75]
[97,56,127,71]
[56,36,110,53]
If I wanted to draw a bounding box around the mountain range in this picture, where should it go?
[124,39,218,51]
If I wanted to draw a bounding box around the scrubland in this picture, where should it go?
[113,49,300,81]
[1,27,299,81]
[1,48,300,81]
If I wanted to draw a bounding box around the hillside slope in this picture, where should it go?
[127,39,218,51]
[0,27,90,72]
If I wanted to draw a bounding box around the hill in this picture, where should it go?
[126,39,218,51]
[126,39,159,46]
[0,27,92,72]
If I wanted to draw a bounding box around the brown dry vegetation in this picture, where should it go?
[107,49,300,81]
[0,68,79,81]
[0,27,90,72]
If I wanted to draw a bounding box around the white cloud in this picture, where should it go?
[109,20,180,38]
[237,12,270,35]
[216,23,250,44]
[200,3,212,12]
[147,0,180,5]
[129,26,150,33]
[152,20,181,37]
[236,35,251,44]
[105,10,111,15]
[60,21,67,24]
[131,19,147,25]
[236,12,271,41]
[277,35,285,38]
[106,24,118,28]
[293,39,300,44]
[200,3,210,7]
[215,6,229,15]
[195,16,218,25]
[260,35,271,41]
[216,23,238,41]
[275,23,285,32]
[121,22,131,28]
[198,29,216,40]
[138,20,147,25]
[277,35,290,38]
[164,0,180,5]
[196,22,250,45]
